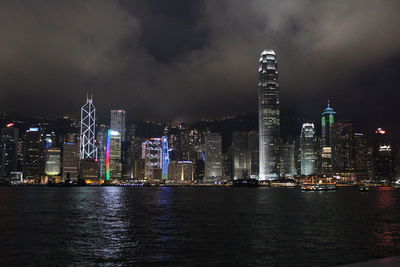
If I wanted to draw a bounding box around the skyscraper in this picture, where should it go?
[279,141,296,178]
[23,128,43,181]
[204,133,223,182]
[110,110,126,141]
[372,128,393,181]
[44,148,61,176]
[232,131,259,180]
[142,138,162,180]
[320,101,336,174]
[80,95,97,159]
[258,49,280,180]
[331,120,355,173]
[0,124,19,180]
[62,142,79,179]
[300,123,316,175]
[106,130,122,180]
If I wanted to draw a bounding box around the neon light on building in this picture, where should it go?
[161,136,170,180]
[105,129,111,180]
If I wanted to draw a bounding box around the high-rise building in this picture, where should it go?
[300,123,316,175]
[320,101,336,174]
[279,141,296,178]
[23,128,43,181]
[0,124,19,180]
[80,95,97,159]
[106,130,122,180]
[354,133,368,179]
[204,133,223,182]
[44,148,61,176]
[110,110,126,141]
[96,125,108,179]
[331,121,355,173]
[161,136,170,180]
[62,142,79,179]
[232,131,259,179]
[142,138,162,180]
[372,128,393,181]
[168,160,194,182]
[258,49,280,180]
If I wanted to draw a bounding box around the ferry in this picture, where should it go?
[301,183,336,191]
[301,177,336,191]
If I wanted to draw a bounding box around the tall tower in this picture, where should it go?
[110,110,126,141]
[79,94,97,159]
[320,101,335,174]
[300,123,316,175]
[258,49,280,180]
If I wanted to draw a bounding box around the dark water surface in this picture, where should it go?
[0,187,400,266]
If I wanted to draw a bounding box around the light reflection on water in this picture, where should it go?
[0,187,399,266]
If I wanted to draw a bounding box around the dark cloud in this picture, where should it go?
[0,0,399,134]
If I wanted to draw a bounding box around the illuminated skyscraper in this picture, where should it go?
[23,128,43,181]
[161,136,170,180]
[0,124,18,179]
[204,133,223,182]
[79,95,97,159]
[106,130,122,180]
[320,101,336,174]
[110,110,126,141]
[232,131,259,179]
[142,138,162,180]
[62,142,79,179]
[45,148,61,176]
[372,128,394,181]
[258,49,280,180]
[331,121,355,173]
[300,123,316,175]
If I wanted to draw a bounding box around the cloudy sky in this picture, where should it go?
[0,0,399,132]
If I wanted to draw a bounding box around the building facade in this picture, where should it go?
[300,123,317,175]
[204,133,223,182]
[110,110,126,141]
[258,49,280,180]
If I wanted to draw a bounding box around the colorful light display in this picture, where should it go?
[105,129,111,180]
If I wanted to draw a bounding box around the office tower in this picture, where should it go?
[168,160,194,181]
[62,142,79,179]
[0,124,19,179]
[232,131,259,180]
[331,121,355,173]
[279,141,296,178]
[320,101,336,174]
[300,123,316,175]
[161,136,170,180]
[80,95,97,159]
[204,133,223,182]
[110,110,126,141]
[106,130,122,180]
[122,140,133,179]
[372,128,393,181]
[44,148,61,176]
[142,138,162,180]
[354,133,368,179]
[96,126,108,179]
[258,49,280,180]
[23,128,43,181]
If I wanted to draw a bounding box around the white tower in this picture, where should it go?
[80,93,97,159]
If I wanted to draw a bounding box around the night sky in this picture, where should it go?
[1,0,399,135]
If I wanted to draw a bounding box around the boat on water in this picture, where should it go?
[359,186,370,192]
[231,179,259,187]
[301,183,336,191]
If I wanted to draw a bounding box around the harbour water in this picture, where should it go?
[0,187,399,266]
